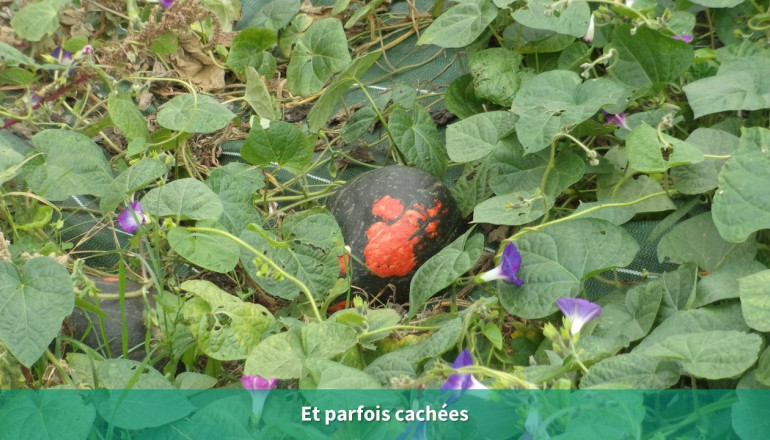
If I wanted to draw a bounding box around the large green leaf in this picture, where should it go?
[689,0,745,6]
[107,93,149,141]
[738,270,770,332]
[498,219,639,318]
[408,230,484,318]
[683,56,770,118]
[512,0,591,38]
[305,358,382,389]
[733,390,770,440]
[580,353,680,389]
[244,320,358,379]
[388,105,447,178]
[625,123,703,173]
[94,388,194,429]
[591,281,663,347]
[205,162,263,234]
[226,27,277,77]
[140,178,223,221]
[0,41,36,67]
[236,0,300,32]
[156,94,236,133]
[608,25,694,89]
[712,127,770,242]
[512,70,628,153]
[671,128,739,194]
[468,48,523,107]
[240,210,345,301]
[658,212,756,272]
[286,18,352,96]
[307,51,381,132]
[450,159,493,217]
[417,0,498,48]
[241,121,314,175]
[446,111,518,163]
[0,391,95,439]
[695,260,766,308]
[25,129,114,201]
[181,280,274,360]
[168,221,241,273]
[0,257,74,367]
[10,0,62,42]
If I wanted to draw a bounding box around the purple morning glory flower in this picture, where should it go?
[160,0,174,8]
[117,201,146,234]
[242,375,278,421]
[556,297,602,335]
[478,242,524,285]
[604,111,630,130]
[442,349,487,404]
[672,35,693,43]
[52,46,73,63]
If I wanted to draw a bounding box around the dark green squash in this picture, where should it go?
[328,166,463,302]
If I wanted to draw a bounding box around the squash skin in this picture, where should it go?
[328,165,462,302]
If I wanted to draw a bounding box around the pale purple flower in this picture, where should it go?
[81,45,93,55]
[556,297,602,335]
[160,0,174,8]
[242,375,278,421]
[478,242,524,285]
[583,15,595,43]
[51,46,73,63]
[442,349,488,398]
[117,201,146,234]
[604,111,630,130]
[672,35,693,43]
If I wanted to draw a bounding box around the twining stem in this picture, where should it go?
[509,191,669,241]
[355,76,408,164]
[187,226,323,322]
[359,324,440,339]
[454,365,541,390]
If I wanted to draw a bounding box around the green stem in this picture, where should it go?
[355,77,408,164]
[187,227,323,322]
[359,324,440,339]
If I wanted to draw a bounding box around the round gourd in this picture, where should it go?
[328,165,463,302]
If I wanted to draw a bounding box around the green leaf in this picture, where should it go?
[636,304,750,351]
[168,222,241,273]
[205,162,264,234]
[236,0,300,32]
[659,263,698,319]
[689,0,746,10]
[226,28,277,77]
[305,358,382,389]
[512,0,591,38]
[107,93,150,141]
[733,390,770,440]
[388,105,447,179]
[306,50,381,132]
[586,175,675,224]
[181,280,274,360]
[25,130,114,201]
[0,41,37,67]
[0,392,95,439]
[592,281,663,346]
[472,190,548,226]
[417,0,497,48]
[99,157,167,213]
[0,257,74,367]
[156,94,236,133]
[683,56,770,118]
[625,123,704,173]
[498,219,639,319]
[450,159,493,217]
[642,330,761,379]
[446,111,518,162]
[581,353,680,389]
[503,23,575,54]
[482,322,504,350]
[94,389,194,429]
[10,0,63,42]
[341,106,377,142]
[468,48,522,107]
[244,67,280,120]
[240,210,345,301]
[244,320,358,379]
[241,121,314,175]
[657,212,756,272]
[671,128,739,194]
[608,25,694,89]
[694,260,766,308]
[512,70,628,153]
[739,270,770,332]
[140,178,224,221]
[286,18,352,96]
[0,68,39,85]
[408,230,484,318]
[444,74,488,119]
[712,127,770,242]
[149,33,178,55]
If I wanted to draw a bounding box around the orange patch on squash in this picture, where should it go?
[364,196,443,277]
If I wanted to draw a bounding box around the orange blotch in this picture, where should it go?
[364,196,444,278]
[102,277,119,282]
[328,299,350,313]
[338,254,349,275]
